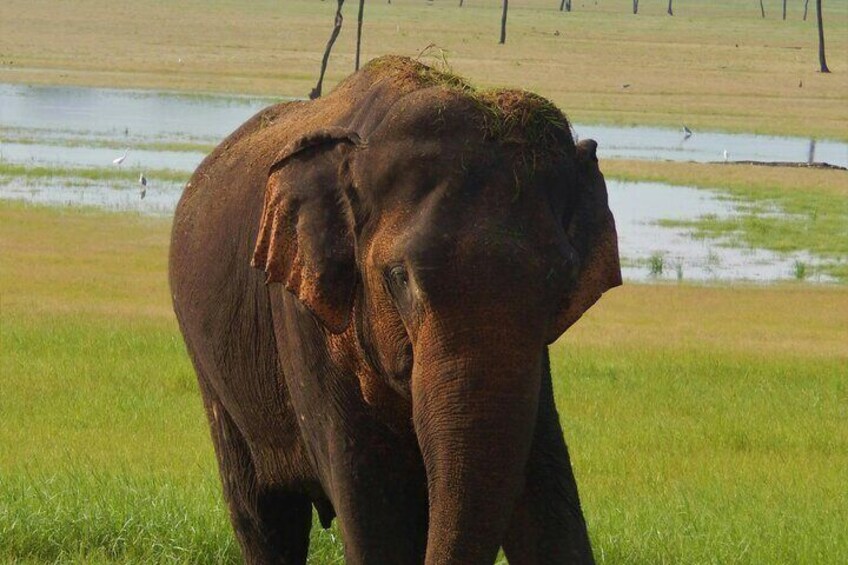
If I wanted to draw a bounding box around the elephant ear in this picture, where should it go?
[251,127,363,333]
[548,139,622,342]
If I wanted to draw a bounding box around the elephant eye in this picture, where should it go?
[387,265,409,289]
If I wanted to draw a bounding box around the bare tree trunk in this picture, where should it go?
[759,0,766,18]
[807,139,816,164]
[817,0,830,72]
[310,0,345,99]
[668,0,673,15]
[804,0,810,20]
[355,0,364,70]
[783,0,787,19]
[633,0,639,14]
[560,0,572,11]
[459,0,463,6]
[500,0,508,44]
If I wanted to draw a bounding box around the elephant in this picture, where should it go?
[169,55,621,565]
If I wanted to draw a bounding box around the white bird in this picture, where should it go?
[723,149,729,162]
[682,125,692,139]
[112,149,128,166]
[139,172,147,200]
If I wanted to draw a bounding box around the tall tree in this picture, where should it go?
[310,0,345,99]
[633,0,639,14]
[759,0,766,18]
[804,0,810,21]
[560,0,572,11]
[783,0,787,20]
[667,0,674,15]
[816,0,830,72]
[355,0,365,70]
[500,0,509,44]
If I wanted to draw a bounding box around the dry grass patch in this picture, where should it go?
[1,0,845,139]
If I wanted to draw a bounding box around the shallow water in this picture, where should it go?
[1,83,840,284]
[0,174,832,283]
[2,84,846,172]
[574,124,847,167]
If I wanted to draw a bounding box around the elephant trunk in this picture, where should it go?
[412,324,542,564]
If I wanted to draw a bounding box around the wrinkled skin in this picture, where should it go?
[170,56,620,565]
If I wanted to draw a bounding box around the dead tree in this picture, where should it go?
[807,139,816,164]
[355,0,365,70]
[667,0,673,15]
[633,0,639,14]
[500,0,508,44]
[310,0,345,99]
[804,0,810,20]
[783,0,787,19]
[560,0,572,11]
[817,0,830,72]
[759,0,766,18]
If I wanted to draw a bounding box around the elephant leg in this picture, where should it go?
[502,349,595,565]
[324,426,428,564]
[198,375,312,565]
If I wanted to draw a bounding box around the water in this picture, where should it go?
[2,84,846,171]
[1,83,842,284]
[607,181,832,283]
[0,174,832,283]
[574,124,847,167]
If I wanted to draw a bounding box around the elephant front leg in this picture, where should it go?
[324,422,429,564]
[502,350,595,565]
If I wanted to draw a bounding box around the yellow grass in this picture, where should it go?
[563,283,848,359]
[2,200,845,361]
[1,0,846,139]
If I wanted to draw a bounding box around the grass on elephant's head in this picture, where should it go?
[2,201,847,562]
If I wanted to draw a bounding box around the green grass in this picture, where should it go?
[552,345,847,564]
[0,132,216,155]
[2,201,847,563]
[0,163,190,185]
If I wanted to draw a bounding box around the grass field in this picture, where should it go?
[1,0,846,139]
[2,1,846,561]
[2,201,846,563]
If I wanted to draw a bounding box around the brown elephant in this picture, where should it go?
[169,55,620,564]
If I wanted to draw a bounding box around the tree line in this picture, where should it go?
[311,0,831,97]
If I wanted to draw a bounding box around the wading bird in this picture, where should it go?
[112,149,128,166]
[139,172,147,200]
[723,149,729,162]
[682,125,692,139]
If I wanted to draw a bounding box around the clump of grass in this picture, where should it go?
[793,260,808,280]
[648,252,664,277]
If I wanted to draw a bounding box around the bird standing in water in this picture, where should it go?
[139,172,147,200]
[112,149,128,166]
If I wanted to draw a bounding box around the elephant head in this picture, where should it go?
[252,82,620,563]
